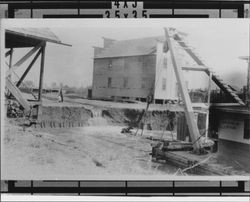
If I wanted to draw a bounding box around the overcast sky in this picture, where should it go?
[3,19,249,89]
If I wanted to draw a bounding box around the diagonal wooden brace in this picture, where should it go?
[5,77,30,111]
[16,48,42,87]
[5,43,43,78]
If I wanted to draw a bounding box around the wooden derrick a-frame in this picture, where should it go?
[164,28,202,153]
[5,28,71,117]
[163,27,245,153]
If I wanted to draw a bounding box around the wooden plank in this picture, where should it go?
[16,48,42,87]
[164,28,201,153]
[5,44,41,77]
[210,103,241,107]
[5,78,30,111]
[38,44,46,101]
[8,48,13,80]
[182,66,209,72]
[5,49,12,57]
[28,100,42,106]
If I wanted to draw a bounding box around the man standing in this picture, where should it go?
[58,87,64,103]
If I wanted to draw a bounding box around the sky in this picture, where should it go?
[2,19,250,89]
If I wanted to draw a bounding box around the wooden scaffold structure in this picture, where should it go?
[4,28,71,119]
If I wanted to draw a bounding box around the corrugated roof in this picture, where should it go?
[95,36,165,58]
[6,28,61,44]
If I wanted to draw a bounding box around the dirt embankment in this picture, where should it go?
[39,106,177,130]
[40,106,92,126]
[102,108,176,130]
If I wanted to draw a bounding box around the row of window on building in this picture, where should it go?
[106,77,170,90]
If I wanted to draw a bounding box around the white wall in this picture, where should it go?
[154,40,209,101]
[154,43,178,100]
[218,114,250,145]
[172,39,209,90]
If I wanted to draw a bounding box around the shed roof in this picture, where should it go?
[94,36,165,58]
[5,28,70,48]
[239,56,250,61]
[211,105,250,116]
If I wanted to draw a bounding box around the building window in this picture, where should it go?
[108,59,112,69]
[162,78,167,90]
[108,77,112,88]
[141,77,147,89]
[123,77,128,88]
[244,119,250,139]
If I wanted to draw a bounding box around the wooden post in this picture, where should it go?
[247,59,250,106]
[164,28,201,153]
[38,43,46,101]
[16,48,42,87]
[8,48,13,80]
[205,72,212,142]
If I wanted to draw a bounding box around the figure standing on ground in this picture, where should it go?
[58,87,64,103]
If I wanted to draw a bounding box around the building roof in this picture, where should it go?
[211,104,250,115]
[94,36,165,58]
[6,28,71,48]
[239,56,250,61]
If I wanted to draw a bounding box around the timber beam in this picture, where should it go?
[5,49,13,58]
[164,28,202,153]
[182,66,209,72]
[38,43,46,101]
[5,43,43,78]
[16,48,42,87]
[6,77,30,111]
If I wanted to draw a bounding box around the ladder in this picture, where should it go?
[172,31,245,106]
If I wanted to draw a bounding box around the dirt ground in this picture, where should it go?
[2,94,249,180]
[2,117,180,180]
[41,92,208,112]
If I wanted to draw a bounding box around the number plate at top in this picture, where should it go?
[104,1,148,18]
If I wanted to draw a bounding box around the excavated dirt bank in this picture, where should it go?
[39,105,177,130]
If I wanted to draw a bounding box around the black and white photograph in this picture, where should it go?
[1,19,249,181]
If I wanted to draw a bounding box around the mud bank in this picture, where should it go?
[39,106,177,130]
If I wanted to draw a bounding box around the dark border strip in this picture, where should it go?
[149,14,209,18]
[6,181,247,195]
[7,1,247,18]
[144,1,248,9]
[8,2,112,9]
[43,14,103,18]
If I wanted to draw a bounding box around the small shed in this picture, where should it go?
[5,28,70,117]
